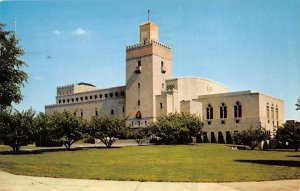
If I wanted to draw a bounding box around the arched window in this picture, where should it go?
[266,103,270,119]
[206,104,213,120]
[220,103,227,119]
[271,104,274,119]
[234,102,242,118]
[275,105,278,120]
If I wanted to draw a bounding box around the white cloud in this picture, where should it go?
[53,30,61,35]
[33,76,44,80]
[73,28,86,35]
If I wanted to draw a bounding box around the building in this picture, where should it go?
[45,21,284,143]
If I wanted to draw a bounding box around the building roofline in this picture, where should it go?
[166,76,230,91]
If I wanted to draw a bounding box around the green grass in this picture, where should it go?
[0,144,299,182]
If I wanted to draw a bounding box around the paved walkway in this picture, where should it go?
[1,170,300,191]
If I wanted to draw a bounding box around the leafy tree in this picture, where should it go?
[0,23,27,110]
[147,112,203,144]
[130,128,148,146]
[0,108,36,153]
[35,112,63,147]
[233,127,269,150]
[49,111,85,150]
[276,121,300,152]
[89,115,127,148]
[296,99,300,110]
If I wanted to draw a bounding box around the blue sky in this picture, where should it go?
[1,0,299,120]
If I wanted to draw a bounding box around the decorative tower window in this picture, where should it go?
[206,104,213,125]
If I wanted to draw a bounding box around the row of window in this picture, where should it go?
[207,102,242,119]
[131,120,148,127]
[58,90,72,95]
[136,60,166,74]
[75,107,125,118]
[58,91,125,104]
[266,103,279,121]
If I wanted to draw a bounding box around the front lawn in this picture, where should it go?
[0,144,299,182]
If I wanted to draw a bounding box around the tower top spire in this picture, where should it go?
[147,10,150,22]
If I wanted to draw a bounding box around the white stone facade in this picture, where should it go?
[45,21,284,140]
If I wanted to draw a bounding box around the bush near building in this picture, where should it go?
[276,120,300,152]
[233,126,269,150]
[147,112,203,145]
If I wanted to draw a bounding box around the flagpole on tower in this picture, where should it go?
[14,18,17,38]
[147,10,150,22]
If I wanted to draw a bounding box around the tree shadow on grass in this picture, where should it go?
[0,146,121,155]
[286,155,300,158]
[234,160,300,167]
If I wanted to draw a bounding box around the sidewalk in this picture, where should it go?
[1,170,299,191]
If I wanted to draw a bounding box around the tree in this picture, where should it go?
[0,23,27,110]
[276,121,300,152]
[233,127,269,150]
[34,112,63,147]
[296,99,300,110]
[49,111,85,150]
[0,108,36,153]
[147,112,203,144]
[89,115,127,148]
[130,128,148,146]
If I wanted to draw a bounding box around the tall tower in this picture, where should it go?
[125,21,172,127]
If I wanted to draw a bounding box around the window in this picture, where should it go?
[90,96,93,100]
[208,121,211,125]
[234,101,242,118]
[73,112,76,116]
[59,100,61,104]
[63,99,65,103]
[266,103,270,118]
[161,61,166,73]
[271,104,274,119]
[94,95,97,99]
[138,83,140,88]
[111,109,114,115]
[138,100,140,106]
[95,109,98,116]
[122,107,125,112]
[100,94,103,99]
[220,103,227,119]
[110,93,113,98]
[120,91,125,96]
[105,94,108,98]
[160,103,163,109]
[221,120,225,124]
[275,105,278,120]
[115,92,119,97]
[206,104,213,120]
[80,110,83,118]
[85,96,88,100]
[67,99,69,103]
[80,97,83,101]
[138,60,141,67]
[76,98,78,102]
[145,120,147,125]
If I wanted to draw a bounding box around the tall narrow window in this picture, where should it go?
[206,104,213,120]
[80,109,83,118]
[138,83,140,88]
[275,105,278,120]
[160,103,163,109]
[161,61,166,73]
[95,109,98,116]
[138,100,140,106]
[271,104,274,120]
[138,60,141,67]
[111,109,114,115]
[234,102,242,118]
[220,103,227,119]
[266,103,270,119]
[122,107,125,113]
